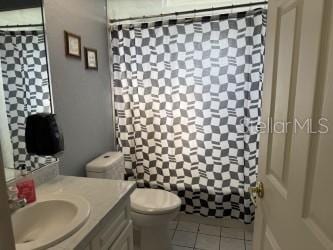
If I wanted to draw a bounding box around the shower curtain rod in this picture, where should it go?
[109,1,268,23]
[0,24,43,29]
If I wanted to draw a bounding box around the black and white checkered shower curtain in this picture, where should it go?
[111,9,267,223]
[0,30,56,169]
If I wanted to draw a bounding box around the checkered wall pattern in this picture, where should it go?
[111,9,267,223]
[0,30,56,169]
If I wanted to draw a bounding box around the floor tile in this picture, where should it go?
[173,245,193,250]
[173,231,197,248]
[169,221,178,230]
[195,234,220,250]
[220,237,245,250]
[245,231,253,241]
[199,224,221,236]
[169,230,175,240]
[245,241,252,250]
[221,227,244,240]
[177,221,199,233]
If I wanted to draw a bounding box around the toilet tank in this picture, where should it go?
[86,151,125,180]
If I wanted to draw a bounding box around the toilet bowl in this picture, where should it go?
[86,152,181,250]
[131,188,181,250]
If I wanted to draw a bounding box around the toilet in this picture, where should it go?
[86,152,181,250]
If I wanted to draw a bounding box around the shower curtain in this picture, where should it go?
[0,30,55,169]
[111,9,267,223]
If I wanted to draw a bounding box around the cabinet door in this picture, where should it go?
[109,221,134,250]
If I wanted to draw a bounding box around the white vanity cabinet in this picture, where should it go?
[83,199,134,250]
[33,176,136,250]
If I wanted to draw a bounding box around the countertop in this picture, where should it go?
[36,175,136,249]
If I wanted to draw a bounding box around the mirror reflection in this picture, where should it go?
[0,0,56,180]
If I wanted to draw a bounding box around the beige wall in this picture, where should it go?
[0,49,14,250]
[0,8,42,26]
[0,165,15,250]
[0,63,15,250]
[108,0,265,20]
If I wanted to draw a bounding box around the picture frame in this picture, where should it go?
[64,31,81,58]
[84,47,98,70]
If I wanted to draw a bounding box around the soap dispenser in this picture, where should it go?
[16,165,36,204]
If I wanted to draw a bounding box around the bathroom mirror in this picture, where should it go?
[0,0,57,181]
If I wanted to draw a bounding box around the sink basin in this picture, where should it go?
[12,194,90,250]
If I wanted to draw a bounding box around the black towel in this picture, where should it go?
[25,113,64,156]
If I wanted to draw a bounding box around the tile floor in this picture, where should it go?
[169,218,253,250]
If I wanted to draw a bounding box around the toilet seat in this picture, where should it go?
[130,189,181,215]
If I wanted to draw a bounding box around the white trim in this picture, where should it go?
[0,60,14,171]
[41,0,55,114]
[106,0,118,150]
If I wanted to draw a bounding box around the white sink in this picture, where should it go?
[12,194,90,250]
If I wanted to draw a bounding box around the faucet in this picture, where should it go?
[8,186,27,213]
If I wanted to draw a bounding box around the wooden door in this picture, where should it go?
[253,0,333,249]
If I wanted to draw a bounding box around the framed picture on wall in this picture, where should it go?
[64,31,81,58]
[84,47,98,70]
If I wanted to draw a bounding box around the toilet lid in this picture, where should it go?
[130,189,181,215]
